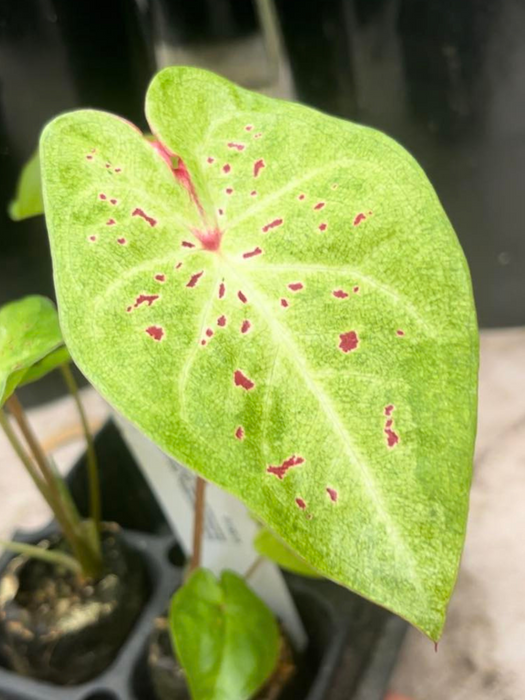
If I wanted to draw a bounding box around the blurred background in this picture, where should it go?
[0,2,524,699]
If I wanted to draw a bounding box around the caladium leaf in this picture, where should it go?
[0,296,66,405]
[254,527,320,578]
[170,569,280,700]
[8,149,44,221]
[41,67,478,640]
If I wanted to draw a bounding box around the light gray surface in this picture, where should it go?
[1,329,523,700]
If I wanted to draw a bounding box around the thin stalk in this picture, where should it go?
[0,408,52,505]
[6,393,66,501]
[244,555,265,582]
[0,540,82,575]
[3,394,102,579]
[60,363,101,535]
[188,477,206,576]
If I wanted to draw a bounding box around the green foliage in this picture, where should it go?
[170,569,280,700]
[0,295,66,405]
[40,67,478,639]
[254,527,320,577]
[8,149,44,221]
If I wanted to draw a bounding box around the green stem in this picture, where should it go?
[0,408,52,505]
[3,394,102,579]
[0,539,82,575]
[188,477,206,577]
[6,393,69,506]
[60,363,101,536]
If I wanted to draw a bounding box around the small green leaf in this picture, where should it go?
[41,67,478,640]
[254,527,320,578]
[170,568,280,700]
[18,345,71,388]
[8,149,44,221]
[0,296,66,405]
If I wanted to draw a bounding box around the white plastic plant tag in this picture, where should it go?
[114,414,307,650]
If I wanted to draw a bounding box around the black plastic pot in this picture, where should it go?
[0,421,407,699]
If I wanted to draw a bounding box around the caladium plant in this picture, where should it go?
[40,66,478,641]
[0,296,102,578]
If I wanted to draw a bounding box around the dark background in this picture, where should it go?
[1,0,523,341]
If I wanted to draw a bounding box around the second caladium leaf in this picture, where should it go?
[0,295,66,405]
[41,67,478,640]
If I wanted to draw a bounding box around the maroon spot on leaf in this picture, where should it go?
[110,198,118,205]
[114,167,122,173]
[262,218,283,233]
[127,306,132,313]
[295,498,307,510]
[288,282,304,292]
[318,223,327,232]
[99,193,107,200]
[133,294,160,309]
[106,218,116,226]
[280,298,289,308]
[253,158,266,177]
[117,237,127,245]
[245,125,253,131]
[339,331,359,353]
[353,212,367,226]
[234,370,255,391]
[353,286,360,294]
[132,207,157,227]
[254,133,262,139]
[267,455,305,480]
[243,247,263,259]
[298,193,305,201]
[186,271,204,288]
[175,262,183,269]
[218,282,226,299]
[227,142,245,151]
[198,227,222,252]
[314,202,325,210]
[145,325,164,341]
[218,208,224,216]
[207,157,215,164]
[86,155,94,161]
[206,328,214,338]
[223,164,231,174]
[201,340,207,346]
[241,320,251,334]
[396,329,405,336]
[385,427,399,448]
[217,315,227,327]
[326,487,338,502]
[105,163,111,169]
[385,419,393,428]
[384,405,394,416]
[225,188,234,195]
[250,190,257,197]
[333,289,349,299]
[181,240,195,248]
[235,426,245,440]
[154,273,166,283]
[88,235,97,242]
[238,290,248,304]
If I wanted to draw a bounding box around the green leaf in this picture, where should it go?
[8,149,44,220]
[40,67,478,640]
[17,345,71,387]
[0,296,66,405]
[254,527,320,578]
[170,569,279,700]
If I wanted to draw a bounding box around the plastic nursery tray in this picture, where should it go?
[0,421,407,700]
